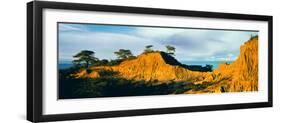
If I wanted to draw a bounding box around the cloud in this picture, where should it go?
[135,27,184,40]
[59,23,258,62]
[135,28,257,61]
[59,31,163,61]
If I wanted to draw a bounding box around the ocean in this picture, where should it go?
[59,63,73,69]
[59,61,232,70]
[180,61,233,70]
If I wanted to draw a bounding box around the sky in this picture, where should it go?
[58,23,258,63]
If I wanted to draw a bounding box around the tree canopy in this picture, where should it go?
[72,50,98,68]
[144,45,153,52]
[114,49,134,59]
[166,45,176,56]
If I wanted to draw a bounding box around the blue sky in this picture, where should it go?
[58,23,258,62]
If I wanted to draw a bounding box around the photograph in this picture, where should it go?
[25,1,273,122]
[58,22,259,99]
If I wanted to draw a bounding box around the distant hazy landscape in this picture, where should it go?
[58,22,258,99]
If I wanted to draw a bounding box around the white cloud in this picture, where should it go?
[59,31,164,61]
[135,27,184,40]
[134,28,257,61]
[59,24,258,62]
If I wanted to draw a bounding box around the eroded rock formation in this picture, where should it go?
[75,37,258,93]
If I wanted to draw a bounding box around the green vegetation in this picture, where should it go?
[250,35,258,40]
[73,50,98,68]
[160,50,213,72]
[71,45,179,68]
[59,68,213,99]
[165,45,176,56]
[72,49,136,67]
[107,59,124,66]
[144,45,153,53]
[114,49,134,59]
[180,64,213,72]
[59,45,216,99]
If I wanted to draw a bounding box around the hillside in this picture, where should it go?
[186,37,258,93]
[76,51,212,83]
[74,37,258,94]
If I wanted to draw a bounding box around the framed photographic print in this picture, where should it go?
[27,1,273,122]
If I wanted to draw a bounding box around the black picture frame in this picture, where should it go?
[27,1,273,122]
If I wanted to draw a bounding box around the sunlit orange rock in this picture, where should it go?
[186,37,258,93]
[76,51,211,83]
[75,37,258,93]
[111,52,211,82]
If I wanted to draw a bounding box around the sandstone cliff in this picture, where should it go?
[75,37,258,93]
[76,51,211,83]
[186,37,258,93]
